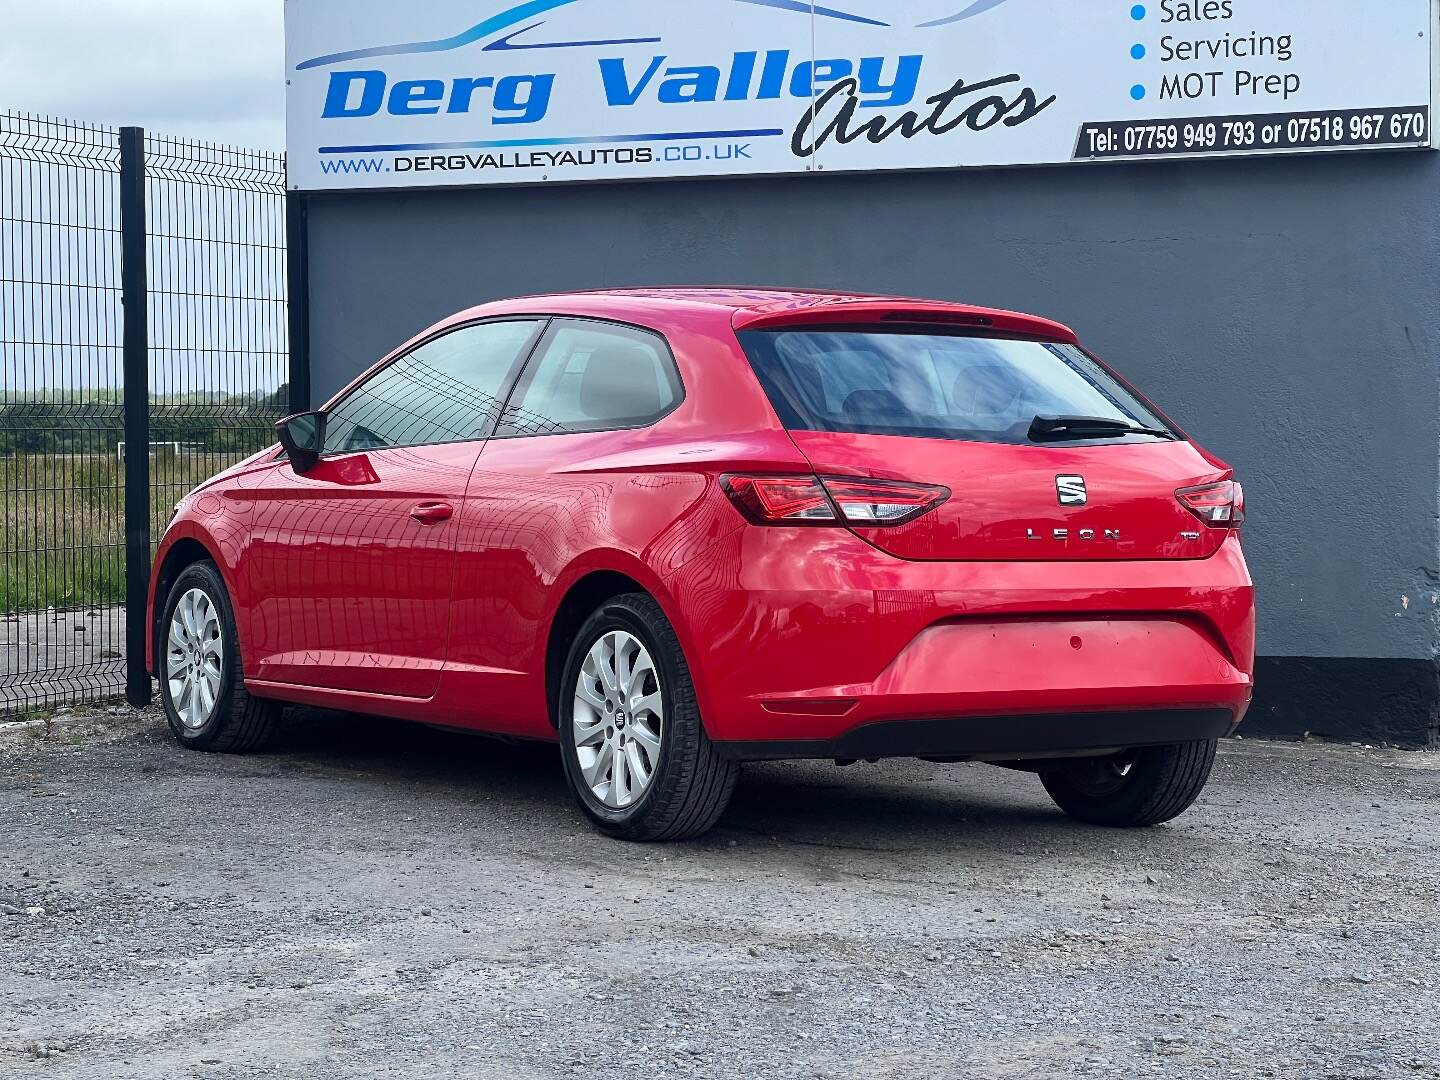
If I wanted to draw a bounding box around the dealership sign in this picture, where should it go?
[285,0,1438,191]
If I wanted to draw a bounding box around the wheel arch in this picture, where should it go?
[542,556,697,733]
[149,535,221,675]
[544,569,648,731]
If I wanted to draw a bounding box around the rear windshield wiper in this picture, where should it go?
[1028,414,1177,442]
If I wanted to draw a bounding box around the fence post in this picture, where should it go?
[119,127,152,709]
[285,190,310,415]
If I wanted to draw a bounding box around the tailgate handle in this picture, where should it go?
[410,501,454,525]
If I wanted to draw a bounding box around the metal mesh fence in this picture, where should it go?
[0,113,126,710]
[143,133,289,568]
[0,113,288,714]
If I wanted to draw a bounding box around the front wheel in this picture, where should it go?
[158,561,280,753]
[1040,739,1217,827]
[558,593,737,841]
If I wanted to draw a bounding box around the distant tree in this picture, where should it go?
[262,383,290,411]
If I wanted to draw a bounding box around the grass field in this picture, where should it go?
[0,450,248,613]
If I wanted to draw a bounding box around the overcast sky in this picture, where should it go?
[0,0,285,149]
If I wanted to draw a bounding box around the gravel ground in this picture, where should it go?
[1,706,1437,1080]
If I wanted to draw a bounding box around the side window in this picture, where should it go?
[498,321,680,437]
[323,320,541,453]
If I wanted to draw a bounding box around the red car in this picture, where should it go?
[148,289,1254,840]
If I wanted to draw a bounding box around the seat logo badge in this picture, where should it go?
[1056,475,1087,506]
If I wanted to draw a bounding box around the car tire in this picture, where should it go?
[157,561,280,753]
[558,593,738,842]
[1040,739,1217,827]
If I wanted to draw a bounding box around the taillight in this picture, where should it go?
[823,478,950,525]
[1177,480,1245,528]
[722,475,835,524]
[722,475,949,527]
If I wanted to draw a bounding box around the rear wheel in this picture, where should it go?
[558,593,737,841]
[158,561,280,753]
[1040,739,1217,827]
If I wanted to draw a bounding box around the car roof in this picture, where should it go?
[467,287,1079,343]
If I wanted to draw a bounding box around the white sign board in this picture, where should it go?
[285,0,1438,191]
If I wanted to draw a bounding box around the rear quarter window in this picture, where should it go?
[497,320,681,437]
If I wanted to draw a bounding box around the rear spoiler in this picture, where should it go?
[732,301,1078,344]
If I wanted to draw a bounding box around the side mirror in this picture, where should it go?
[276,411,326,474]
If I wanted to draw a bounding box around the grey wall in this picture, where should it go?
[304,152,1440,668]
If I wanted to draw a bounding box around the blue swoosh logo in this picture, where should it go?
[296,0,583,70]
[297,0,890,71]
[733,0,887,25]
[483,21,662,51]
[918,0,1013,28]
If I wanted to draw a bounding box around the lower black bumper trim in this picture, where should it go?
[714,708,1238,763]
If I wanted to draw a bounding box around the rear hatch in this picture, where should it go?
[737,322,1233,562]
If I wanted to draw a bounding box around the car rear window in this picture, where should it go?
[737,328,1172,445]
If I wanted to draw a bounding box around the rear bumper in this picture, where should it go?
[715,707,1241,762]
[665,526,1255,750]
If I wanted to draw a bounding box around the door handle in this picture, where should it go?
[410,501,454,525]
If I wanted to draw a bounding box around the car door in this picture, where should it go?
[238,318,545,698]
[442,318,685,735]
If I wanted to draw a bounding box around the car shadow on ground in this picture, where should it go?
[253,707,1075,850]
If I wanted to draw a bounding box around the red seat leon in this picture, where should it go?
[148,289,1254,840]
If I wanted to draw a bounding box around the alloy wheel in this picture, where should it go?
[572,630,664,809]
[166,587,224,730]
